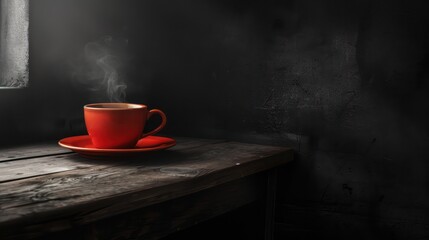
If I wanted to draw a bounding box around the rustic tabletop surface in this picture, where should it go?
[0,137,293,240]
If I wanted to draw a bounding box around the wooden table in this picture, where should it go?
[0,137,293,240]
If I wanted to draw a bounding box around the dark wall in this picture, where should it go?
[1,0,428,239]
[140,1,429,238]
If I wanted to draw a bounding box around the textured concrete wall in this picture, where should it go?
[139,2,429,238]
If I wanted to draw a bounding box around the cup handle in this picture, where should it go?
[141,109,167,138]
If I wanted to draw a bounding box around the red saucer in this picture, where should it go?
[58,135,176,157]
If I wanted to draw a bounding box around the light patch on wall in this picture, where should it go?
[0,0,29,88]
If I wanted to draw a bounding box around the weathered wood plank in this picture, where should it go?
[0,143,71,163]
[0,137,222,163]
[0,139,293,239]
[0,155,93,183]
[169,137,225,151]
[0,137,224,183]
[34,173,267,240]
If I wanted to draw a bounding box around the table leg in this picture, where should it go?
[264,169,278,240]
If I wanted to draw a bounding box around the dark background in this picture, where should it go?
[1,0,428,239]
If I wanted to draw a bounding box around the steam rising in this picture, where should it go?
[73,36,128,102]
[96,56,126,103]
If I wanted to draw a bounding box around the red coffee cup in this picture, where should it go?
[84,103,167,149]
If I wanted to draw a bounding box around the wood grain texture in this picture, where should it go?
[0,137,223,183]
[0,138,293,239]
[0,155,92,183]
[0,143,71,163]
[36,173,267,240]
